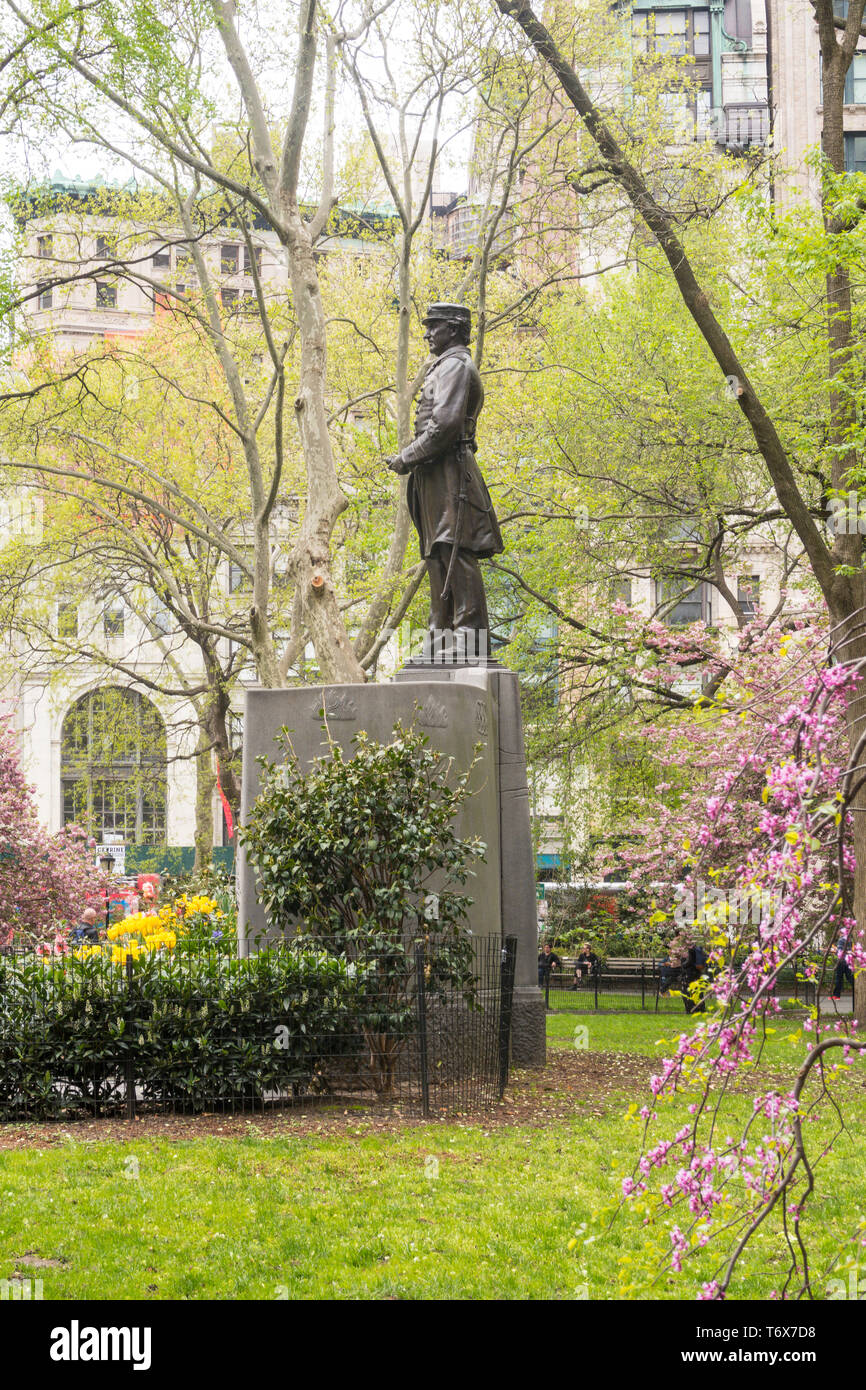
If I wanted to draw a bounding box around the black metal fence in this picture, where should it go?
[540,959,855,1015]
[0,934,517,1121]
[542,961,684,1014]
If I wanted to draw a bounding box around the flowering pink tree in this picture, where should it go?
[0,718,101,945]
[599,615,845,932]
[610,628,866,1298]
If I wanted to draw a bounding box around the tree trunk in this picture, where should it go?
[818,24,866,1021]
[203,677,241,826]
[193,725,215,873]
[354,251,416,663]
[285,230,366,684]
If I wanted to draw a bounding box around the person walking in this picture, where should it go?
[70,907,101,945]
[831,930,854,1000]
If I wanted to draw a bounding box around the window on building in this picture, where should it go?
[244,244,262,276]
[484,565,526,653]
[695,88,714,136]
[175,246,193,279]
[36,282,53,310]
[521,609,560,714]
[240,289,257,315]
[37,233,53,258]
[96,281,117,308]
[95,234,116,260]
[737,575,760,618]
[221,243,240,275]
[654,8,688,54]
[221,287,239,310]
[152,246,171,269]
[693,8,710,56]
[660,90,707,140]
[228,552,252,593]
[149,599,173,636]
[633,7,709,57]
[61,688,167,845]
[57,602,78,638]
[845,52,866,103]
[103,600,125,637]
[227,709,243,749]
[611,575,633,606]
[844,132,866,170]
[666,514,703,543]
[656,577,708,625]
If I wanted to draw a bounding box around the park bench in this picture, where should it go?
[605,957,661,982]
[545,956,662,984]
[539,950,856,1014]
[541,956,669,1008]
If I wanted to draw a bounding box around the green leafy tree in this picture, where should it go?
[494,0,866,1015]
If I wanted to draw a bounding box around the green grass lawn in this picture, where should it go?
[544,1000,833,1058]
[2,1012,863,1300]
[545,1009,685,1052]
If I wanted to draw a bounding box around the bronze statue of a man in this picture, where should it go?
[386,303,503,658]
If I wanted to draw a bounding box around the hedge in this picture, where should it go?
[0,946,360,1118]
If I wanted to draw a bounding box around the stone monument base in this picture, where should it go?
[393,662,545,1067]
[237,664,546,1070]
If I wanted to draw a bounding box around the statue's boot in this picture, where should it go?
[453,626,489,663]
[424,626,454,663]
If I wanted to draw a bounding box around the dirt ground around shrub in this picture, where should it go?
[0,1049,657,1150]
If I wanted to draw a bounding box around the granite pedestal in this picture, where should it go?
[237,663,546,1068]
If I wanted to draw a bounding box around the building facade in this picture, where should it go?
[619,0,866,187]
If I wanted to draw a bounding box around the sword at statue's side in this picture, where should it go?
[440,437,470,603]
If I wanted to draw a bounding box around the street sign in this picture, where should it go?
[536,883,545,901]
[96,843,126,874]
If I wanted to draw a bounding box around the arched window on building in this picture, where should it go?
[61,688,167,844]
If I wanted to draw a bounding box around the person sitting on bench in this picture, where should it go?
[538,941,563,987]
[574,943,599,984]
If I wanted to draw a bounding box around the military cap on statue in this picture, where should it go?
[422,302,472,328]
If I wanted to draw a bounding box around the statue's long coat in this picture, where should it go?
[397,344,504,559]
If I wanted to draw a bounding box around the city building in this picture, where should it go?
[618,0,866,191]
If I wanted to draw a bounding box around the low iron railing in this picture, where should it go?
[539,958,855,1015]
[0,934,517,1121]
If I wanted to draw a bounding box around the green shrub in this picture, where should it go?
[0,951,131,1116]
[0,946,358,1119]
[542,885,673,961]
[544,922,673,963]
[240,723,483,1093]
